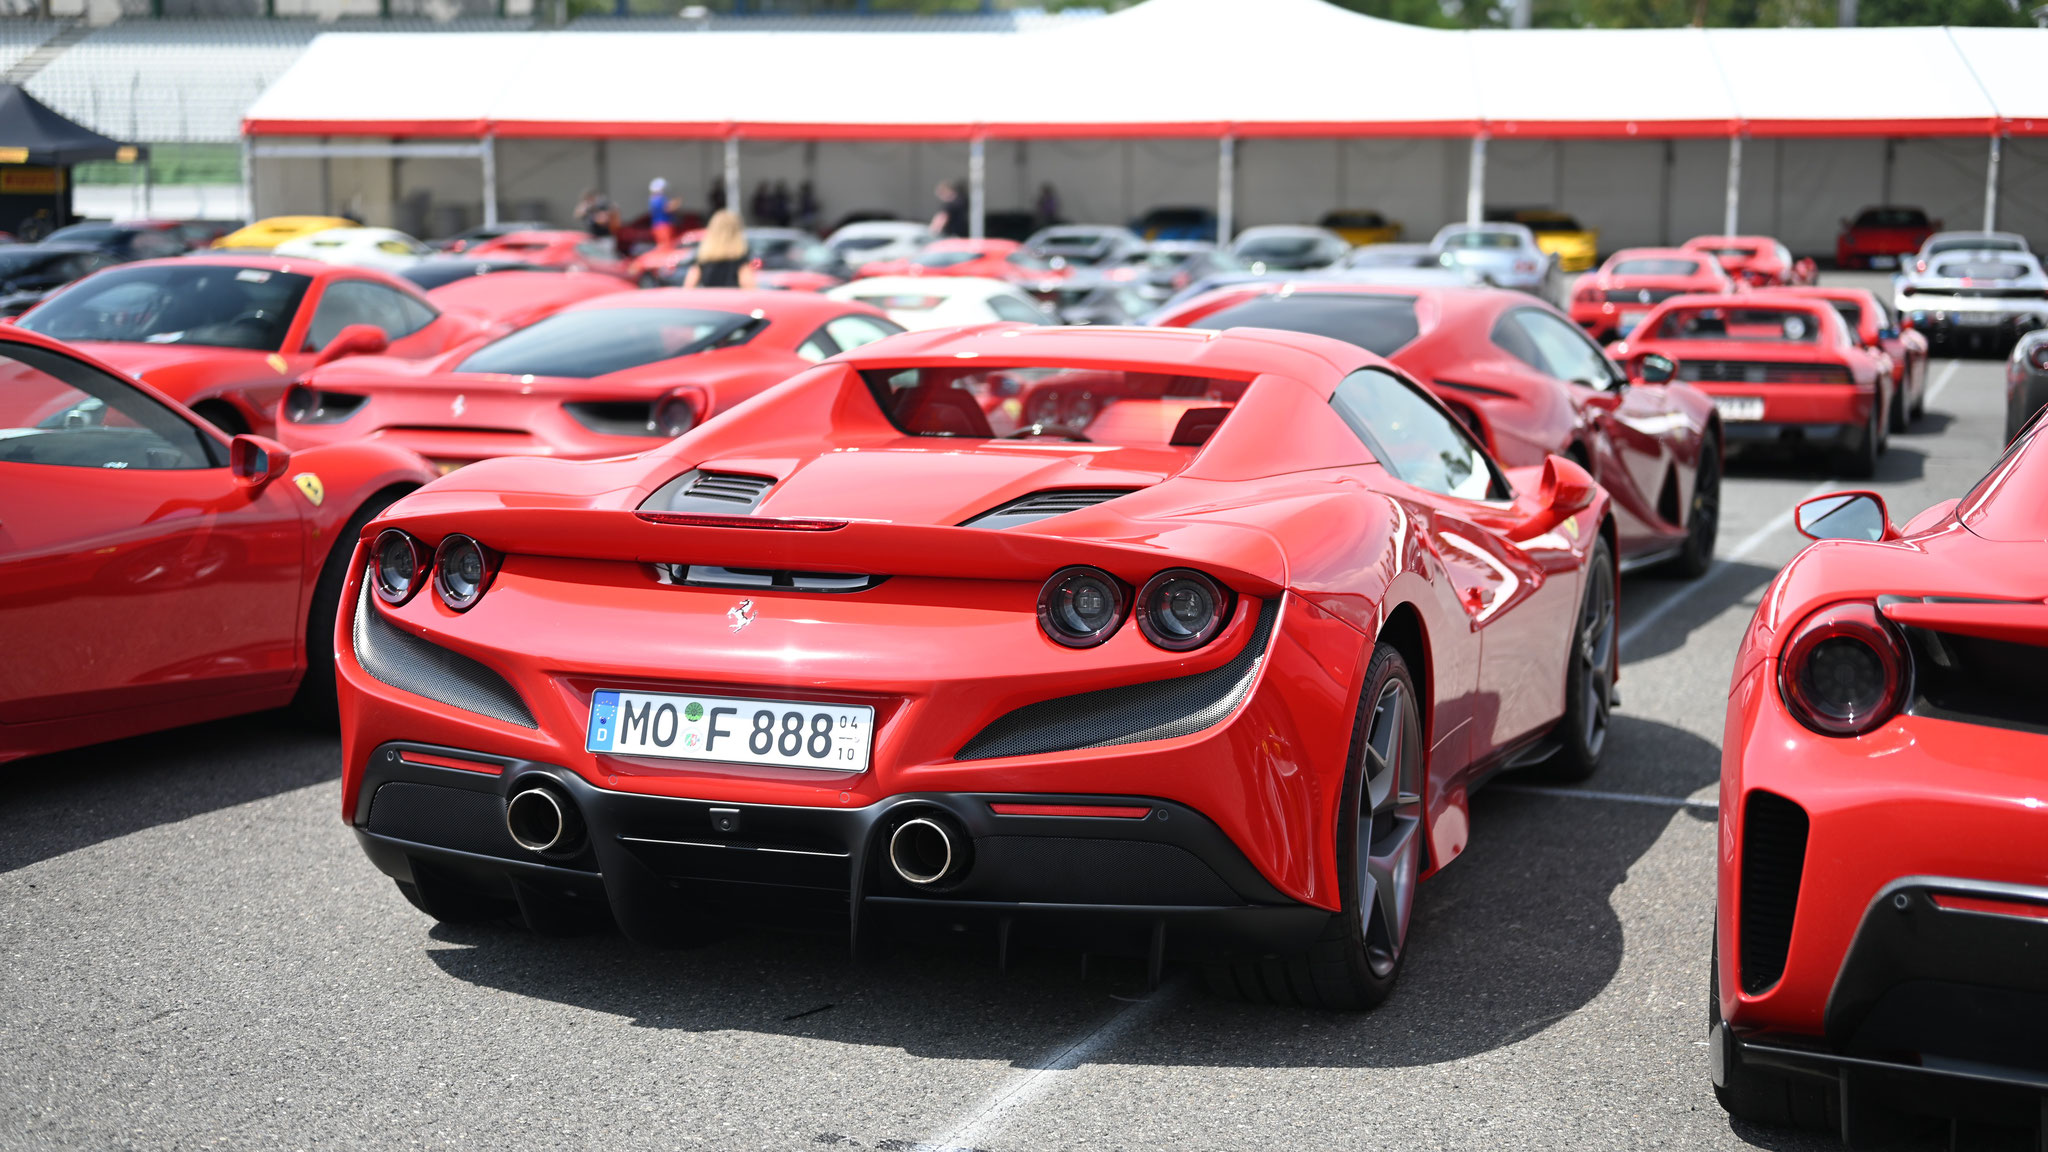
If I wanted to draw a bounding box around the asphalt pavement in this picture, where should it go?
[0,273,2013,1151]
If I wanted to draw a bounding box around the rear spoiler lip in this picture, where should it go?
[363,504,1291,596]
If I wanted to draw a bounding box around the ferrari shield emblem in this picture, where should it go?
[1564,515,1580,539]
[266,353,290,374]
[292,472,325,506]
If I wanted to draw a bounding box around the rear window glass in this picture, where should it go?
[1611,258,1700,277]
[456,306,757,378]
[1648,305,1822,343]
[1827,300,1864,328]
[1929,236,2022,254]
[1934,261,2028,280]
[1185,294,1421,357]
[861,365,1246,447]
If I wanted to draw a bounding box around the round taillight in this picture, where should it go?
[372,529,427,606]
[1037,566,1127,648]
[1135,569,1230,651]
[2027,342,2048,373]
[1778,602,1908,737]
[433,534,498,612]
[654,391,701,438]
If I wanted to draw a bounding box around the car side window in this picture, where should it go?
[1504,308,1622,389]
[1330,367,1506,502]
[306,280,434,351]
[0,342,215,470]
[824,314,902,352]
[987,295,1051,325]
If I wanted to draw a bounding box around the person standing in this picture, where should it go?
[575,188,615,238]
[931,180,969,239]
[649,177,674,248]
[684,209,757,289]
[1036,182,1061,228]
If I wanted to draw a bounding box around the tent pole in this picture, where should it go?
[1217,133,1235,244]
[481,132,499,229]
[968,135,986,242]
[1723,134,1742,236]
[1466,134,1486,226]
[1983,134,2002,232]
[724,135,741,221]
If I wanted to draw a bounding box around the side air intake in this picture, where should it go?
[956,599,1278,760]
[1739,789,1810,994]
[351,581,537,728]
[642,469,777,515]
[962,489,1138,531]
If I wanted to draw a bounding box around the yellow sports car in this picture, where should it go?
[211,215,359,252]
[1318,209,1403,247]
[1492,209,1599,273]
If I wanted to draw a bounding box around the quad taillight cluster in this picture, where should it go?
[1037,566,1232,652]
[1778,602,1908,737]
[372,529,499,612]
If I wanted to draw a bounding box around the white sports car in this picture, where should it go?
[824,221,935,270]
[273,227,436,273]
[825,275,1054,331]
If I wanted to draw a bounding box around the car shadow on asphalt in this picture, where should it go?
[1723,443,1928,484]
[1619,559,1779,665]
[0,711,338,874]
[416,713,1720,1074]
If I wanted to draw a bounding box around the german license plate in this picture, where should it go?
[1868,255,1896,269]
[1714,396,1765,422]
[587,689,873,773]
[1954,311,2000,327]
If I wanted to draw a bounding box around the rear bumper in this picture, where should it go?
[353,739,1330,958]
[1904,311,2045,346]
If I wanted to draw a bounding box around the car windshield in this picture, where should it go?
[1185,294,1421,357]
[1856,208,1928,228]
[1929,236,2022,255]
[43,225,123,245]
[1611,258,1700,277]
[455,306,758,378]
[19,264,313,351]
[1699,246,1758,260]
[1934,260,2028,280]
[862,365,1248,446]
[1440,231,1519,250]
[1235,236,1321,260]
[1648,305,1822,343]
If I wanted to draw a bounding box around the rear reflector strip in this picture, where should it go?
[400,750,505,776]
[1932,893,2048,922]
[636,512,845,531]
[988,803,1152,819]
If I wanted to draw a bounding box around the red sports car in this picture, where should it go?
[423,269,636,335]
[1834,205,1937,271]
[1152,281,1721,575]
[0,325,435,762]
[13,257,493,439]
[466,230,628,279]
[1751,285,1929,433]
[1609,295,1891,477]
[1568,247,1738,341]
[334,323,1619,1005]
[1713,454,2048,1138]
[277,289,902,471]
[1682,235,1818,288]
[856,238,1051,283]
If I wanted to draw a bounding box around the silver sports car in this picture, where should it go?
[1895,247,2048,354]
[1910,230,2030,274]
[1429,222,1555,298]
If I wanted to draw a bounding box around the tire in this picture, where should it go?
[1666,432,1720,579]
[1836,405,1880,480]
[290,486,411,724]
[1887,376,1910,434]
[1203,643,1424,1010]
[1710,937,1836,1131]
[1543,536,1615,782]
[1909,364,1926,421]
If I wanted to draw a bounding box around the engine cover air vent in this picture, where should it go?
[1739,789,1810,995]
[652,564,884,593]
[963,489,1138,532]
[642,469,777,515]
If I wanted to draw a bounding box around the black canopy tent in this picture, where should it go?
[0,84,144,239]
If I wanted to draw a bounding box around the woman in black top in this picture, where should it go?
[684,210,757,289]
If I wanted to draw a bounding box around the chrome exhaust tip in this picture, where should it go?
[506,786,583,855]
[887,816,960,886]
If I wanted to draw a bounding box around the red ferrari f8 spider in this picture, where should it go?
[277,289,901,471]
[14,257,493,439]
[0,325,434,762]
[1151,281,1721,576]
[1681,235,1817,288]
[1713,441,2048,1138]
[1609,295,1891,477]
[1568,247,1738,341]
[335,323,1619,1006]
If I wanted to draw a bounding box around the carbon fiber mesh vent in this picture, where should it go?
[1740,789,1810,994]
[352,581,537,728]
[642,469,776,514]
[955,598,1278,761]
[963,489,1138,531]
[971,837,1239,905]
[367,782,522,860]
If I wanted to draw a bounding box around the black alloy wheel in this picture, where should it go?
[1839,404,1881,479]
[1668,434,1720,579]
[1545,537,1615,782]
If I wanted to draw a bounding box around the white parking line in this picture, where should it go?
[1618,478,1836,655]
[932,981,1183,1151]
[1924,359,1962,408]
[1496,783,1718,811]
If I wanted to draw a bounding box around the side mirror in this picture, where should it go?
[1537,453,1599,515]
[1795,491,1894,542]
[312,323,389,367]
[228,433,291,489]
[1638,352,1677,384]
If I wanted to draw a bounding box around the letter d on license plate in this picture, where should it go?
[588,689,873,773]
